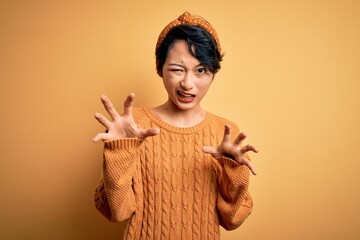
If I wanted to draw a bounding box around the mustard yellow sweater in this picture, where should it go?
[94,108,253,240]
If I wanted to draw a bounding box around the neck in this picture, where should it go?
[152,101,206,128]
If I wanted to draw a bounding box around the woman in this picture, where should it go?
[93,11,258,240]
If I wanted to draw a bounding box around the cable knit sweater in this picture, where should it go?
[94,108,253,240]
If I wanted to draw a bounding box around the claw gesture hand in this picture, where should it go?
[202,124,258,175]
[92,93,160,142]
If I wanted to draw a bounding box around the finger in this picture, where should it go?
[222,124,231,143]
[233,132,247,145]
[123,93,135,116]
[101,95,121,120]
[137,127,160,139]
[92,133,108,142]
[240,144,259,154]
[202,146,218,155]
[241,158,257,175]
[94,112,111,128]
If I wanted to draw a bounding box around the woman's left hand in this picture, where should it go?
[202,124,259,175]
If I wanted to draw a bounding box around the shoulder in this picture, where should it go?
[132,108,152,127]
[132,107,148,122]
[207,112,240,133]
[132,108,146,119]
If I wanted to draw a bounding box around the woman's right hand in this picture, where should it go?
[92,93,160,142]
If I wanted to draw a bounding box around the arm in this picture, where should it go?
[203,124,258,230]
[94,138,142,222]
[92,93,159,222]
[214,154,253,230]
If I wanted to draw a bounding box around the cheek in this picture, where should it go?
[197,80,212,92]
[163,72,181,85]
[162,77,177,92]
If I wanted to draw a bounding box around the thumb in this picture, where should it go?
[138,127,160,139]
[202,146,217,155]
[92,133,107,143]
[147,127,160,137]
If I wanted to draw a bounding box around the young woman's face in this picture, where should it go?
[162,40,214,112]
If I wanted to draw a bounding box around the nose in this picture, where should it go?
[180,72,195,90]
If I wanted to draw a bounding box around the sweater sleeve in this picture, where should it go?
[94,138,143,222]
[214,121,253,230]
[215,156,253,230]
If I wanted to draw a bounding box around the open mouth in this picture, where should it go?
[177,90,195,102]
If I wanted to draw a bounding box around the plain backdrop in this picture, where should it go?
[1,0,359,239]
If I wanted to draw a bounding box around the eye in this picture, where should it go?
[168,68,184,76]
[196,67,207,74]
[168,67,184,72]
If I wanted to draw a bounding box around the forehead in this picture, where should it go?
[165,40,201,67]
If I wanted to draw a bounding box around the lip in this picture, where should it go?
[178,90,195,97]
[177,90,196,103]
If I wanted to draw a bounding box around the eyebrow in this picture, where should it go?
[167,63,203,68]
[168,63,183,67]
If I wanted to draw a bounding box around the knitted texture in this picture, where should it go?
[94,108,253,240]
[155,11,222,54]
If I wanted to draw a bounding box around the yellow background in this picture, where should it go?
[1,0,359,239]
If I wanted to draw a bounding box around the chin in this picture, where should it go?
[175,102,199,111]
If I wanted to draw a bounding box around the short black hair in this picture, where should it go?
[156,25,223,77]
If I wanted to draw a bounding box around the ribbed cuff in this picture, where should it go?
[103,139,143,184]
[217,156,241,168]
[104,138,143,150]
[217,156,250,187]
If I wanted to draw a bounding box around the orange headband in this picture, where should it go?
[155,11,222,54]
